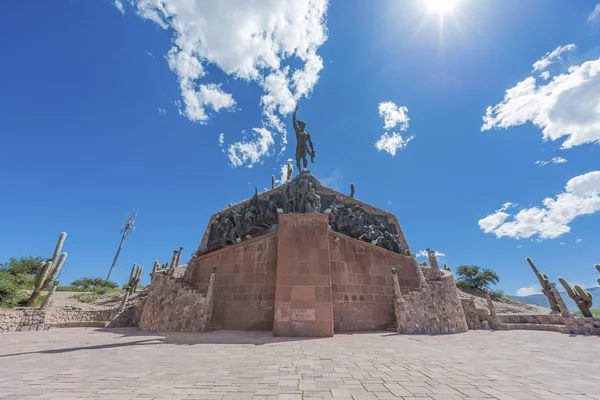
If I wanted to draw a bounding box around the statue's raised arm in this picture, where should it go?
[292,104,300,135]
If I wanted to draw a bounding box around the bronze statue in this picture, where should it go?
[292,105,315,172]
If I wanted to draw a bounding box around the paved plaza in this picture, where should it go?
[1,328,598,400]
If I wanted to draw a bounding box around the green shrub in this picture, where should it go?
[0,256,45,308]
[70,277,118,290]
[0,271,20,308]
[488,289,505,299]
[573,309,600,318]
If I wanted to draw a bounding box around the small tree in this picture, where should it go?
[456,265,499,291]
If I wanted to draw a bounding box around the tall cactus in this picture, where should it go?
[350,183,355,198]
[27,233,68,307]
[127,264,142,295]
[526,257,560,313]
[151,260,168,283]
[558,277,593,318]
[596,264,600,286]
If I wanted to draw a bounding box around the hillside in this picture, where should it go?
[458,289,552,314]
[510,287,600,311]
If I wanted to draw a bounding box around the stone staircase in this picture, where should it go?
[207,321,221,331]
[52,321,111,328]
[502,323,568,333]
[386,320,398,332]
[173,278,208,297]
[499,314,568,333]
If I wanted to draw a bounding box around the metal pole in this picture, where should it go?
[106,232,126,281]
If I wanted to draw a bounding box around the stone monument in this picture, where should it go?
[140,105,468,337]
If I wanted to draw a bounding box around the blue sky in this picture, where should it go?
[1,0,599,296]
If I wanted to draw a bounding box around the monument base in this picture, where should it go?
[273,213,334,337]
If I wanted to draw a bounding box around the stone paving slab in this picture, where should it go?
[1,328,599,399]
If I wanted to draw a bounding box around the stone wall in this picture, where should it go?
[498,314,564,325]
[169,264,187,279]
[273,214,334,337]
[461,298,491,330]
[329,232,419,332]
[45,307,116,325]
[563,317,600,335]
[108,299,145,328]
[186,233,277,330]
[395,269,468,334]
[0,309,49,332]
[140,273,214,332]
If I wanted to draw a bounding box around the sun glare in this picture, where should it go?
[424,0,457,14]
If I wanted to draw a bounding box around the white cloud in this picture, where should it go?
[516,285,542,296]
[378,101,410,131]
[540,71,551,80]
[416,250,446,258]
[532,44,576,72]
[589,3,600,21]
[218,133,225,146]
[113,0,125,14]
[535,156,567,167]
[478,171,600,240]
[516,245,523,248]
[133,0,328,162]
[560,242,566,245]
[482,53,600,149]
[478,202,516,234]
[375,101,414,156]
[157,108,167,115]
[375,133,414,156]
[575,238,583,243]
[227,128,274,168]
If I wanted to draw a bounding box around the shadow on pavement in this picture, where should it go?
[95,328,328,345]
[0,338,164,358]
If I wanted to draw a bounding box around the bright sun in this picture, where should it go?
[424,0,457,14]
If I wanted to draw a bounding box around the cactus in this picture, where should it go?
[558,277,593,318]
[28,232,68,307]
[350,183,355,198]
[40,280,59,310]
[127,264,142,295]
[175,246,184,267]
[526,257,560,313]
[286,162,292,183]
[271,175,275,189]
[596,264,600,286]
[443,264,452,272]
[151,260,168,282]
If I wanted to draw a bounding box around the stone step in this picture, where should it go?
[52,321,111,328]
[503,323,569,333]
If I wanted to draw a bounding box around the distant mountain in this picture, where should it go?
[510,287,600,311]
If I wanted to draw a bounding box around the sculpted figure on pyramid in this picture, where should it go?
[292,104,315,172]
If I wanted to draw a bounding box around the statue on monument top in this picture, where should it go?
[292,104,315,172]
